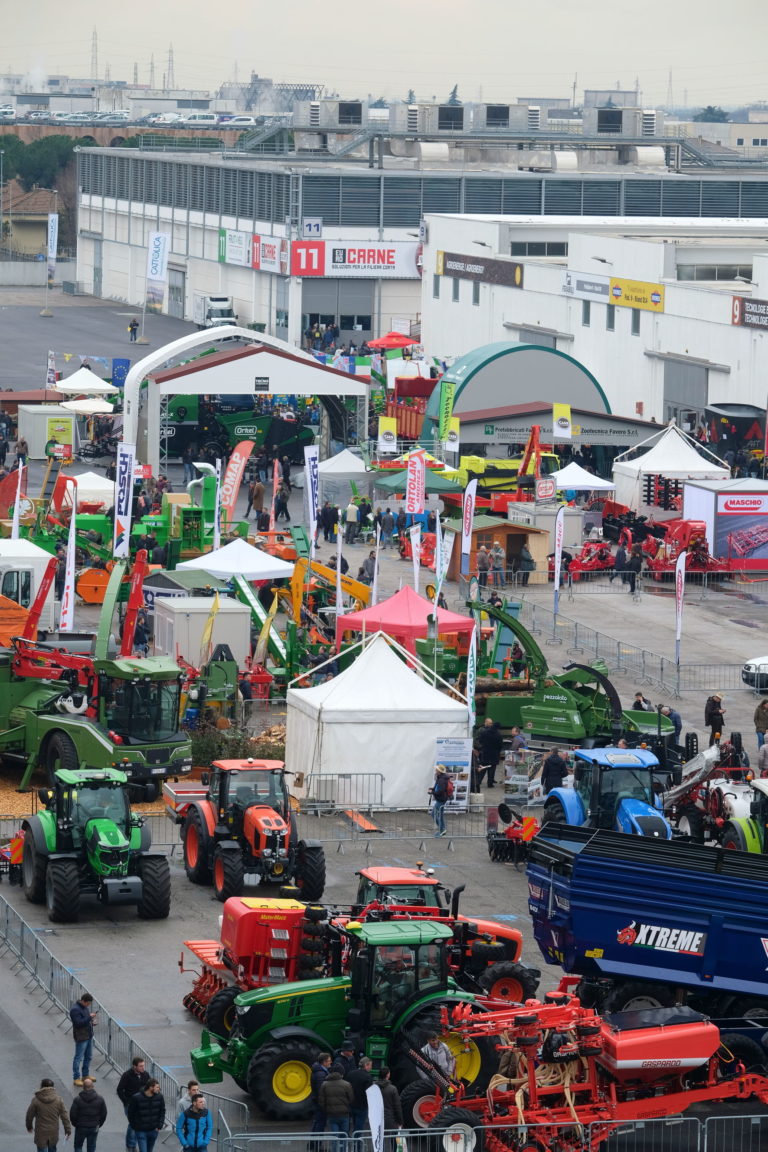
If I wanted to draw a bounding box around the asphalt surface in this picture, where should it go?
[1,289,768,1149]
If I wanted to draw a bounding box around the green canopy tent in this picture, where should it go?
[373,469,463,495]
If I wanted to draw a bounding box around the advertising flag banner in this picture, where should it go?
[113,442,136,558]
[438,528,456,598]
[213,458,222,551]
[304,445,320,559]
[438,379,455,442]
[461,479,477,577]
[377,415,398,455]
[675,550,687,665]
[553,505,565,617]
[270,458,280,531]
[145,231,170,313]
[10,464,24,540]
[764,394,768,462]
[220,440,255,528]
[552,402,572,441]
[433,514,443,598]
[404,449,426,515]
[445,415,460,457]
[371,524,381,606]
[255,593,278,665]
[46,213,59,284]
[466,625,478,731]
[45,349,57,388]
[336,524,343,614]
[111,358,131,388]
[59,507,77,632]
[410,523,422,594]
[199,591,220,666]
[366,1085,385,1152]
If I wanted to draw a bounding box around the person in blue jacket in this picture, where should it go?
[175,1093,212,1152]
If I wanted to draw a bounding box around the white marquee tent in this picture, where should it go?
[55,368,119,395]
[67,470,115,509]
[318,448,372,503]
[612,425,729,510]
[285,633,469,808]
[176,537,294,581]
[551,461,615,491]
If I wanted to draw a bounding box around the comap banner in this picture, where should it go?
[113,442,136,558]
[220,440,255,528]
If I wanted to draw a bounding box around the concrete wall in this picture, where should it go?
[0,258,75,285]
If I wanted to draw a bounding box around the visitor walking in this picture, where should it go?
[26,1079,72,1152]
[70,1078,107,1152]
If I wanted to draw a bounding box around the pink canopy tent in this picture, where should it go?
[335,584,475,653]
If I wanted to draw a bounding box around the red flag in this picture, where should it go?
[219,440,255,528]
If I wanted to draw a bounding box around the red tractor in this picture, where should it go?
[165,759,326,903]
[180,863,541,1036]
[644,520,729,579]
[401,990,768,1148]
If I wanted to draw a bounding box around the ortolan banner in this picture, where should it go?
[461,479,477,577]
[404,450,426,515]
[303,444,319,557]
[553,504,565,617]
[290,240,421,279]
[377,416,398,455]
[59,506,78,632]
[113,442,136,558]
[552,402,572,441]
[145,231,170,313]
[220,440,255,527]
[46,213,59,284]
[675,550,686,666]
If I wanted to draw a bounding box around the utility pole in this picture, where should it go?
[572,73,577,108]
[91,28,98,80]
[167,45,175,91]
[666,68,674,110]
[149,54,155,88]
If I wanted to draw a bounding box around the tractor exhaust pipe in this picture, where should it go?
[450,884,465,918]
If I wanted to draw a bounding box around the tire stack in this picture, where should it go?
[298,903,328,980]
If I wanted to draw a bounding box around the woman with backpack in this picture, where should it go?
[429,765,453,837]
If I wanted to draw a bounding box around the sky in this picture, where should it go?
[5,0,768,109]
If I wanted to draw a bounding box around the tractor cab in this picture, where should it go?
[39,768,137,874]
[354,866,447,913]
[346,920,453,1034]
[210,759,289,820]
[544,749,671,839]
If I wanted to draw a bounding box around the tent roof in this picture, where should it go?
[55,368,119,395]
[335,584,475,652]
[288,632,468,723]
[0,538,53,559]
[317,449,370,477]
[61,398,114,415]
[612,425,730,481]
[70,471,114,492]
[552,461,615,490]
[367,332,419,349]
[374,469,462,494]
[176,537,294,580]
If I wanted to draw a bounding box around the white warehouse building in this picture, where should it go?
[420,214,768,426]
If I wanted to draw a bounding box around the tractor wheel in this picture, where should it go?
[213,848,245,902]
[44,732,79,785]
[294,844,326,902]
[469,940,506,964]
[677,805,705,844]
[45,858,80,923]
[601,981,675,1013]
[22,829,47,904]
[429,1107,484,1152]
[392,1003,495,1091]
[205,985,240,1038]
[542,798,567,825]
[400,1081,444,1129]
[479,961,540,1003]
[246,1039,319,1120]
[721,822,751,852]
[718,1033,766,1076]
[303,904,327,923]
[279,884,301,899]
[184,808,213,885]
[136,856,171,920]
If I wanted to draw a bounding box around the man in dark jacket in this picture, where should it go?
[610,543,627,583]
[69,992,96,1086]
[346,1056,373,1134]
[541,748,569,794]
[705,693,726,746]
[117,1057,150,1151]
[26,1079,72,1151]
[70,1077,107,1152]
[309,1052,331,1146]
[127,1079,165,1152]
[377,1067,402,1144]
[318,1069,353,1135]
[175,1093,212,1152]
[475,717,504,788]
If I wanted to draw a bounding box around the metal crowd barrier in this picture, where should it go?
[0,895,250,1142]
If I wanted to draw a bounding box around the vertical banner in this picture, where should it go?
[675,550,687,666]
[335,523,343,614]
[145,230,171,313]
[113,442,136,558]
[366,1084,384,1152]
[10,464,24,540]
[433,513,442,598]
[553,505,565,617]
[46,213,59,284]
[466,625,478,732]
[764,396,768,469]
[461,479,477,577]
[438,378,455,442]
[445,415,460,457]
[404,449,426,515]
[220,440,255,528]
[371,523,381,606]
[303,444,320,560]
[213,458,222,551]
[58,508,77,632]
[45,349,57,388]
[111,358,131,388]
[199,591,221,666]
[377,415,398,455]
[552,401,572,440]
[255,593,278,665]
[409,523,422,594]
[437,528,456,599]
[269,458,280,532]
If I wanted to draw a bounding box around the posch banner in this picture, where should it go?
[113,442,136,558]
[290,240,421,278]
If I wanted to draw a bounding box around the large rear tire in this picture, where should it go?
[718,1033,766,1076]
[429,1107,484,1152]
[136,856,171,920]
[479,960,540,1003]
[205,985,240,1039]
[400,1081,444,1129]
[677,805,705,844]
[22,829,47,904]
[392,1003,495,1091]
[45,858,80,923]
[184,807,212,884]
[246,1039,319,1120]
[602,981,675,1013]
[542,798,567,825]
[213,847,244,902]
[45,732,79,785]
[294,843,326,902]
[721,822,751,852]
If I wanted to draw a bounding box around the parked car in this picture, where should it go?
[742,655,768,691]
[63,112,94,124]
[226,116,257,126]
[25,111,50,121]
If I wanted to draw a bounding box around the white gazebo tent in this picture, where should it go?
[63,470,115,511]
[317,448,372,505]
[55,368,120,395]
[285,632,469,808]
[612,425,729,510]
[176,537,295,581]
[551,461,616,491]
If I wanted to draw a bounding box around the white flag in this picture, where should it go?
[461,479,477,577]
[466,625,478,731]
[437,528,456,600]
[409,523,422,595]
[553,505,565,617]
[213,458,222,550]
[59,509,78,632]
[10,464,24,540]
[366,1084,384,1152]
[336,520,343,612]
[371,523,381,606]
[113,442,136,559]
[304,445,319,560]
[675,550,687,665]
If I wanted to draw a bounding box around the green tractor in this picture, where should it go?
[21,768,172,923]
[721,778,768,852]
[191,919,499,1122]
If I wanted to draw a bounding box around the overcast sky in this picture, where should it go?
[6,0,768,108]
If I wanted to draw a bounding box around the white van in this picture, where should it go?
[182,112,219,126]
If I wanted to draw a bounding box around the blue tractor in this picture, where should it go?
[542,747,672,839]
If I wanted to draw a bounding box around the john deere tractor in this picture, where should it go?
[191,919,500,1122]
[21,768,171,923]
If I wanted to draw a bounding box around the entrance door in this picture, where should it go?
[663,362,707,427]
[168,269,185,319]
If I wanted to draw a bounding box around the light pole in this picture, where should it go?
[0,150,4,257]
[40,187,58,317]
